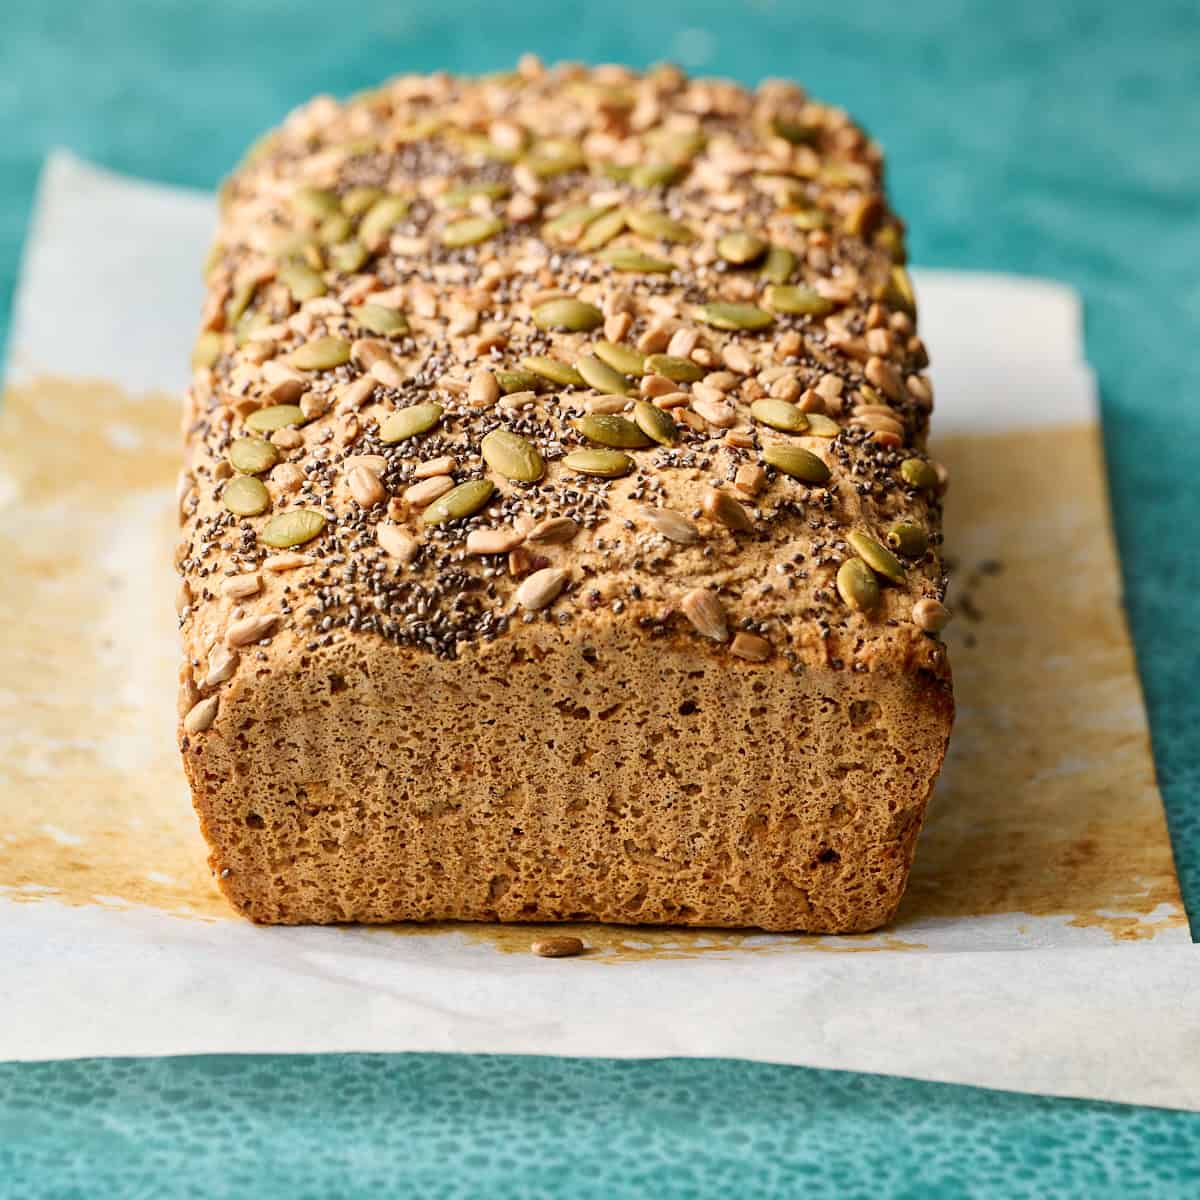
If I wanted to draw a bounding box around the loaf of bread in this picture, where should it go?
[176,60,953,933]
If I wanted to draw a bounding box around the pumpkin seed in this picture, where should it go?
[225,278,258,326]
[261,508,326,548]
[439,181,510,208]
[574,413,650,449]
[481,429,544,482]
[886,265,917,315]
[342,186,383,217]
[222,475,270,517]
[192,331,222,369]
[804,413,842,437]
[577,208,627,251]
[421,478,496,525]
[358,194,412,249]
[751,398,810,433]
[521,356,584,387]
[441,215,505,247]
[495,369,544,395]
[288,336,351,370]
[837,558,880,612]
[644,127,706,163]
[763,444,831,484]
[576,355,632,396]
[760,245,797,284]
[900,457,938,489]
[523,138,585,177]
[887,522,929,558]
[246,405,305,433]
[563,448,635,478]
[329,240,370,273]
[769,115,817,145]
[234,310,271,348]
[292,186,340,219]
[875,223,907,264]
[633,400,679,446]
[532,298,604,332]
[644,353,703,383]
[630,162,686,188]
[350,304,410,336]
[317,213,353,245]
[277,260,327,302]
[764,285,834,316]
[847,531,906,585]
[717,231,767,265]
[379,402,443,443]
[626,209,694,243]
[694,302,774,331]
[229,437,279,475]
[594,340,647,377]
[792,209,830,231]
[542,204,613,240]
[598,246,675,273]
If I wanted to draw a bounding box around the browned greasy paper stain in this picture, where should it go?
[0,379,1185,953]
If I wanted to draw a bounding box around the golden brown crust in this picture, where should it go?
[177,61,953,931]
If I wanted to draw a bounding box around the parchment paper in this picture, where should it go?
[2,153,1197,1109]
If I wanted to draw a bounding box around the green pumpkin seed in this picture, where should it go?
[574,413,650,449]
[542,204,613,240]
[900,458,938,489]
[875,223,907,264]
[847,531,906,585]
[292,187,341,219]
[288,336,351,370]
[751,398,809,433]
[694,302,774,332]
[625,209,694,244]
[763,444,831,484]
[577,209,627,251]
[277,260,327,302]
[633,400,679,446]
[495,369,544,394]
[481,429,544,482]
[523,139,585,177]
[630,162,685,189]
[593,162,634,182]
[192,331,223,369]
[576,356,632,396]
[764,285,834,317]
[358,194,412,249]
[804,413,842,438]
[379,403,443,443]
[441,215,505,248]
[246,405,305,433]
[768,115,817,145]
[886,523,929,559]
[760,245,797,284]
[222,475,270,517]
[643,353,703,383]
[886,265,917,315]
[717,231,768,265]
[317,213,354,245]
[329,240,370,273]
[341,186,383,217]
[598,247,675,273]
[792,209,830,231]
[234,309,271,348]
[594,340,647,377]
[421,478,496,525]
[521,356,584,388]
[532,298,604,332]
[350,304,410,336]
[439,181,510,208]
[644,127,706,163]
[229,437,279,475]
[563,448,636,478]
[261,508,326,548]
[225,278,258,326]
[837,557,880,612]
[202,242,224,279]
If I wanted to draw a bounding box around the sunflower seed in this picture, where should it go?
[527,516,579,544]
[226,612,280,647]
[466,527,525,556]
[731,632,772,662]
[348,465,386,508]
[184,696,219,735]
[516,566,569,610]
[702,487,754,533]
[481,429,544,481]
[377,524,419,564]
[638,506,699,544]
[531,936,585,958]
[681,587,728,642]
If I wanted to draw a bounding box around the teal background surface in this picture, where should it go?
[3,0,1199,1194]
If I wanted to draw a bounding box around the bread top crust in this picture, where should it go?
[176,60,950,726]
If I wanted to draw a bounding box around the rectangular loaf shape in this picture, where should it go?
[176,61,954,932]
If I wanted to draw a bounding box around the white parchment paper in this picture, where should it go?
[3,152,1198,1109]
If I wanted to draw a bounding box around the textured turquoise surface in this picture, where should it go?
[2,0,1199,1194]
[3,1054,1200,1199]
